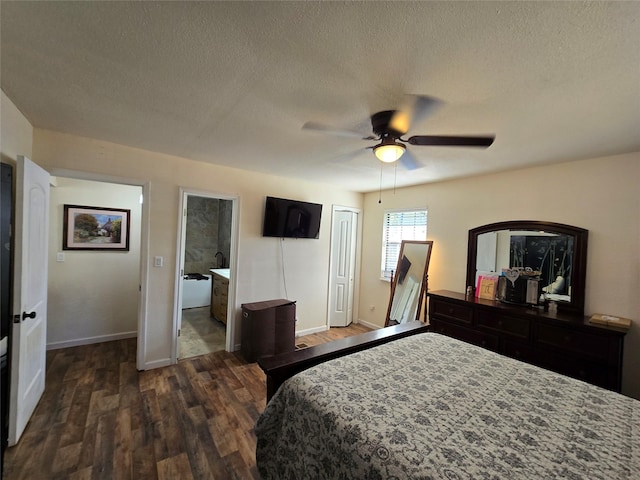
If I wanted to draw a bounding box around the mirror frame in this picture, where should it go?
[385,240,434,327]
[466,221,588,316]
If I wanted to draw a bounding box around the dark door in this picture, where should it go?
[1,162,13,471]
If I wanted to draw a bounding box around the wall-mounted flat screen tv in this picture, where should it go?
[262,196,322,239]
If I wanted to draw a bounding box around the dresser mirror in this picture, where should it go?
[386,240,433,326]
[466,221,588,315]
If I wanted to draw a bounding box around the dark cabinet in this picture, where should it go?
[240,299,296,363]
[428,290,627,392]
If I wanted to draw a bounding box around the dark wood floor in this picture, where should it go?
[3,323,371,480]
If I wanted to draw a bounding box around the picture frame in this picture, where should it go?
[63,204,130,251]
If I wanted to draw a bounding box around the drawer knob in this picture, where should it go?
[448,308,454,314]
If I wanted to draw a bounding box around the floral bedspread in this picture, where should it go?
[255,332,639,479]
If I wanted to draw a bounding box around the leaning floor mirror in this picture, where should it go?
[385,240,434,327]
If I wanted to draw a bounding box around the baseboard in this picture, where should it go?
[295,324,328,337]
[357,318,382,330]
[46,331,137,350]
[142,358,173,370]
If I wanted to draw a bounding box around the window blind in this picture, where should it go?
[381,210,427,279]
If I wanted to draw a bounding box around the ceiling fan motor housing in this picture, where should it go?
[371,110,404,138]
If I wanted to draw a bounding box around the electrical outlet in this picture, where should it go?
[56,252,65,262]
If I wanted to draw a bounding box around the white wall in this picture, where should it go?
[359,152,640,400]
[32,128,363,368]
[47,177,142,348]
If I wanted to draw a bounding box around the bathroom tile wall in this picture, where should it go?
[184,197,232,274]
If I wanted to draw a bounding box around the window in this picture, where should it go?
[381,209,427,280]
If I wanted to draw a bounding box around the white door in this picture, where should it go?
[329,210,357,327]
[8,156,50,445]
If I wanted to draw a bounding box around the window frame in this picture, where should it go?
[380,208,428,281]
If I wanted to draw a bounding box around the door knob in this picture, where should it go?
[22,311,36,320]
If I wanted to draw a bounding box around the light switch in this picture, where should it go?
[154,256,163,267]
[56,252,65,262]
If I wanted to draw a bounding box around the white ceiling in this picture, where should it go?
[2,1,639,193]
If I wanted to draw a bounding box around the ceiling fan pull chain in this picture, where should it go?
[378,164,383,204]
[394,162,398,195]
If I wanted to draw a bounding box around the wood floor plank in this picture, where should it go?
[3,324,371,479]
[66,466,93,480]
[194,420,229,479]
[113,407,133,480]
[131,426,158,480]
[140,389,169,463]
[76,420,98,471]
[52,441,83,475]
[207,412,237,458]
[157,453,195,480]
[173,391,215,480]
[92,411,116,479]
[157,391,185,459]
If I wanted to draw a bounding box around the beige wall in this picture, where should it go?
[47,177,142,348]
[4,90,638,399]
[1,90,33,164]
[359,152,640,399]
[32,128,364,368]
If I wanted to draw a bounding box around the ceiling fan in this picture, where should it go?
[303,95,495,170]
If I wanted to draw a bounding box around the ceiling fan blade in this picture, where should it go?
[302,121,376,140]
[389,95,443,134]
[407,135,495,147]
[399,150,422,170]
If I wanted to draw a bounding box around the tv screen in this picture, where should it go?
[262,196,322,239]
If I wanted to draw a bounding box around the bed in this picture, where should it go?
[255,332,639,479]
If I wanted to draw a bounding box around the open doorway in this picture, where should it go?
[46,176,143,350]
[175,191,236,360]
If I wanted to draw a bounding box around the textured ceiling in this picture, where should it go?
[2,1,639,192]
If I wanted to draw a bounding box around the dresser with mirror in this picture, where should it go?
[428,220,629,392]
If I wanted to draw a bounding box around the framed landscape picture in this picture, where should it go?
[63,204,130,251]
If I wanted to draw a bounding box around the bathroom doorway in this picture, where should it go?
[174,190,237,360]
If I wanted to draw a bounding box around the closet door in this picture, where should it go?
[329,209,357,327]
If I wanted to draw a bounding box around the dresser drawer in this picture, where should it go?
[476,310,529,339]
[503,340,538,363]
[428,290,627,392]
[431,319,499,351]
[504,340,616,390]
[430,298,473,325]
[534,323,610,363]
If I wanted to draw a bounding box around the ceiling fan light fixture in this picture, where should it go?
[374,142,406,163]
